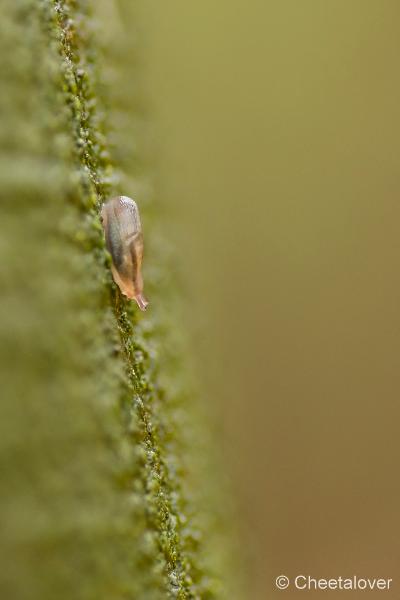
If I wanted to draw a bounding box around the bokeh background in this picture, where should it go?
[2,1,400,598]
[131,1,400,597]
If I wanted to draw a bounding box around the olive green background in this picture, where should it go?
[2,1,400,598]
[137,1,400,598]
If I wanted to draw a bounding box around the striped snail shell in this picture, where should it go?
[101,196,149,311]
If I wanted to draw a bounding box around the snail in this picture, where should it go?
[101,196,149,311]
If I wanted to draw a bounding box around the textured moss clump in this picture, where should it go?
[0,1,229,599]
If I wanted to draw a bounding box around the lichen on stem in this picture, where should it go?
[40,0,218,597]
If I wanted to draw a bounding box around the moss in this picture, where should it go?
[0,0,229,599]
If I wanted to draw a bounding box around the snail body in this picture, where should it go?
[101,196,149,311]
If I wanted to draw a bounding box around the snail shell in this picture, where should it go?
[101,196,149,311]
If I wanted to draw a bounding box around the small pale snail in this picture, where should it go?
[101,195,149,311]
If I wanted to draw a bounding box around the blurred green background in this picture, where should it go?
[132,1,400,597]
[2,1,400,598]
